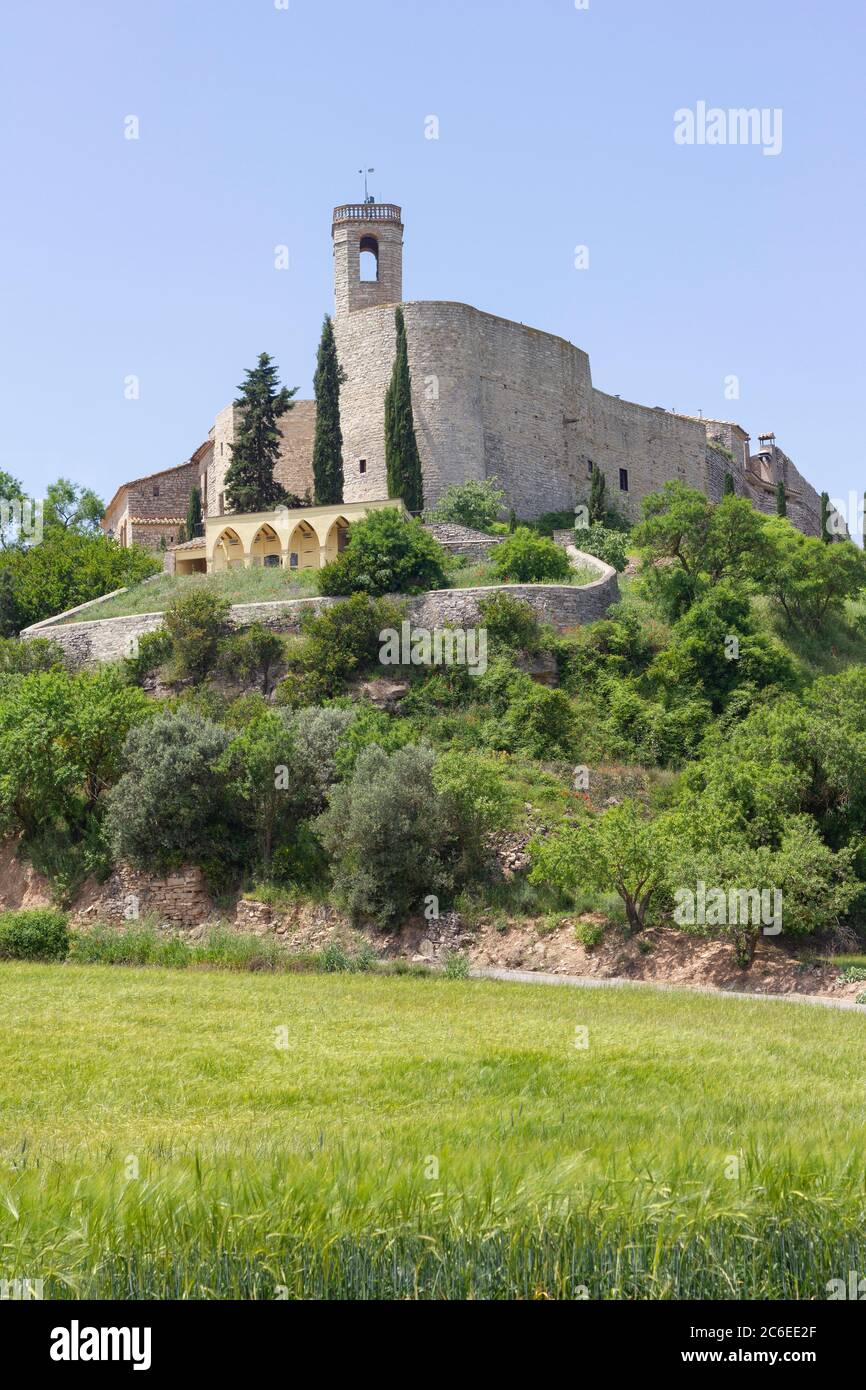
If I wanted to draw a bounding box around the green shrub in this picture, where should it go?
[573,524,628,573]
[477,591,545,654]
[277,594,404,706]
[0,908,69,961]
[332,700,412,778]
[491,528,571,584]
[574,920,605,948]
[426,477,506,532]
[839,965,866,984]
[318,510,448,597]
[316,744,455,926]
[163,589,231,681]
[530,510,576,538]
[0,667,152,841]
[218,624,286,696]
[0,636,65,675]
[477,663,576,759]
[70,923,190,969]
[530,801,672,932]
[442,950,470,979]
[105,709,236,874]
[124,627,173,682]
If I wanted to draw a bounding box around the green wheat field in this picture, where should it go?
[2,963,865,1299]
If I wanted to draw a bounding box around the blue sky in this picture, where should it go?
[2,0,863,525]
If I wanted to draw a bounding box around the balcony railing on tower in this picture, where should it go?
[332,203,402,227]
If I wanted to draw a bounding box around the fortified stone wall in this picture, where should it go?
[336,299,725,525]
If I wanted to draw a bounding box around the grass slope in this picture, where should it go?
[60,567,320,622]
[3,963,866,1298]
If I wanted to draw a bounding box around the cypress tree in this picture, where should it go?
[723,473,735,496]
[312,315,346,505]
[186,485,202,538]
[384,308,423,512]
[0,569,20,637]
[224,353,297,514]
[588,465,607,525]
[775,480,788,517]
[820,491,832,543]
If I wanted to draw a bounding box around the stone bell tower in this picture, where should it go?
[332,201,403,317]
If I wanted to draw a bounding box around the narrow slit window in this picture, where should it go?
[619,468,629,492]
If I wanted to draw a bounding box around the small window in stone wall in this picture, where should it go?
[619,468,629,492]
[358,458,367,474]
[153,484,160,497]
[587,459,594,476]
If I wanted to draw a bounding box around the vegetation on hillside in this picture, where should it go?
[1,483,865,971]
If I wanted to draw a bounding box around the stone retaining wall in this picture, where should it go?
[22,549,618,668]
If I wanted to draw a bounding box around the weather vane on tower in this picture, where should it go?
[358,167,375,204]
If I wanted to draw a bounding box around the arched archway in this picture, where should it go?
[287,520,319,571]
[359,233,379,282]
[324,516,351,564]
[250,523,282,567]
[212,527,244,572]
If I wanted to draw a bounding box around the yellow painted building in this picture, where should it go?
[170,498,406,576]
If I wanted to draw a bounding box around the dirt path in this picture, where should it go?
[471,966,866,1013]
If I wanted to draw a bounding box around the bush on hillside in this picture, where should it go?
[426,477,506,532]
[163,589,231,682]
[0,532,159,633]
[667,814,859,966]
[477,591,545,655]
[754,517,866,632]
[316,744,455,926]
[573,523,628,573]
[124,628,173,683]
[490,528,571,584]
[475,659,576,759]
[318,509,448,597]
[0,908,70,961]
[0,636,65,675]
[277,593,404,706]
[529,801,672,932]
[218,623,287,696]
[0,667,151,839]
[105,709,235,874]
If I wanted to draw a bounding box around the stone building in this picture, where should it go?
[106,196,828,545]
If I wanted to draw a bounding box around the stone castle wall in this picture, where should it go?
[335,298,734,525]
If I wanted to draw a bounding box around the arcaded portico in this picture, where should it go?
[171,498,405,575]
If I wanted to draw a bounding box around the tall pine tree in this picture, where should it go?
[312,315,346,505]
[186,485,202,538]
[384,308,423,512]
[224,353,297,514]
